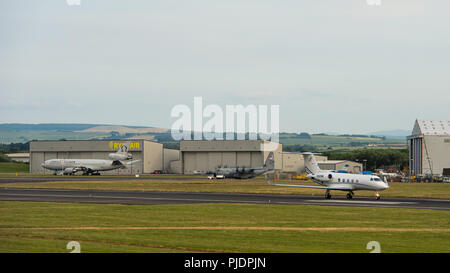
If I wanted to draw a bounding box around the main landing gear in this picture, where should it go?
[324,191,381,201]
[346,191,355,200]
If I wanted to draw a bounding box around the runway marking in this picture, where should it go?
[1,226,449,233]
[0,193,417,206]
[0,193,269,204]
[306,200,417,205]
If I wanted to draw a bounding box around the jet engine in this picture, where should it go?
[63,168,76,175]
[108,153,132,161]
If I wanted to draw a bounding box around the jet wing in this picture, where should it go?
[265,175,353,191]
[269,183,329,189]
[114,160,141,169]
[126,160,141,165]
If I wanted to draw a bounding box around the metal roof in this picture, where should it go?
[412,120,450,136]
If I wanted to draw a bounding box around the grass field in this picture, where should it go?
[2,177,450,199]
[0,162,29,173]
[0,201,449,253]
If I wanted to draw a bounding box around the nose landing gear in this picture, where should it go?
[375,192,381,200]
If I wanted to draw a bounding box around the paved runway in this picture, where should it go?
[1,188,449,211]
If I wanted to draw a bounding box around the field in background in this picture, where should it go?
[0,162,29,173]
[0,201,448,253]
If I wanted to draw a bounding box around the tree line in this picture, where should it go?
[322,149,409,171]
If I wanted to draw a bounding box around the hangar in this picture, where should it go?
[317,160,362,174]
[178,140,283,174]
[408,119,450,177]
[29,140,180,175]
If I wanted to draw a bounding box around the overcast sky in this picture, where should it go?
[1,0,449,134]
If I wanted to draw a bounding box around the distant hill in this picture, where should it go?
[0,123,167,144]
[0,123,408,149]
[367,129,411,139]
[0,123,100,131]
[77,125,168,134]
[0,123,152,131]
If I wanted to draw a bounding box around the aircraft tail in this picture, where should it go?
[109,141,132,161]
[116,141,130,154]
[302,152,321,174]
[264,152,275,170]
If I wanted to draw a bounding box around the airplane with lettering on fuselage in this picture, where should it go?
[208,152,275,179]
[267,152,389,200]
[41,142,140,175]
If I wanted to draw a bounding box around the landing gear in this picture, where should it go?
[325,190,331,199]
[346,191,354,200]
[375,192,380,200]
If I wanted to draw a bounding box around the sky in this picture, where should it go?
[1,0,450,134]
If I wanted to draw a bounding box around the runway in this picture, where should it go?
[1,188,449,211]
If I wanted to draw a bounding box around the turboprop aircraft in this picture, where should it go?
[41,142,140,175]
[209,152,275,179]
[266,152,389,200]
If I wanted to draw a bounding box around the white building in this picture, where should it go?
[407,120,450,176]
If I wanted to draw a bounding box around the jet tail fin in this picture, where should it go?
[116,141,131,154]
[301,152,321,175]
[264,152,275,170]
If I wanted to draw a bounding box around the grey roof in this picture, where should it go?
[412,120,450,136]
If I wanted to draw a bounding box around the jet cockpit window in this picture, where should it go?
[373,177,382,181]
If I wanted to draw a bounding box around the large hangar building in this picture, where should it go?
[30,140,180,175]
[408,119,450,177]
[178,140,283,174]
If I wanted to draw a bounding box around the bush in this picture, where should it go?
[0,154,11,163]
[322,149,409,171]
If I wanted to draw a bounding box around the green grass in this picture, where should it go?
[0,162,29,173]
[0,130,109,143]
[2,178,450,199]
[0,201,449,253]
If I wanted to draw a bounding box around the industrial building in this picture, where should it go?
[30,140,180,174]
[408,119,450,177]
[29,139,363,176]
[6,153,30,163]
[175,140,283,174]
[281,153,361,174]
[317,160,362,174]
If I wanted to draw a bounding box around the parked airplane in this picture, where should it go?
[267,152,389,200]
[208,152,275,179]
[375,169,403,180]
[41,142,140,175]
